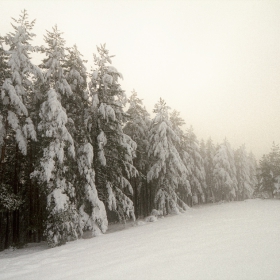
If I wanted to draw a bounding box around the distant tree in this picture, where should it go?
[235,145,254,200]
[268,143,280,179]
[184,126,206,204]
[248,151,258,190]
[200,139,206,162]
[204,138,216,202]
[213,139,237,201]
[258,143,280,197]
[258,155,274,197]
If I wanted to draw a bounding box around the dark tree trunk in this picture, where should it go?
[12,144,19,246]
[5,211,10,249]
[0,212,4,251]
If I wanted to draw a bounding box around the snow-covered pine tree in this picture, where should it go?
[63,44,88,141]
[0,39,11,250]
[268,143,280,180]
[32,26,80,247]
[32,89,79,247]
[0,10,43,247]
[258,143,280,198]
[0,38,9,87]
[204,138,216,202]
[88,44,137,222]
[200,139,206,161]
[235,145,254,200]
[248,151,258,192]
[147,98,188,215]
[199,139,207,200]
[184,126,207,204]
[1,10,42,155]
[25,71,45,244]
[123,90,151,218]
[169,110,192,207]
[0,37,10,179]
[257,154,273,197]
[64,44,108,236]
[213,139,237,201]
[41,25,72,99]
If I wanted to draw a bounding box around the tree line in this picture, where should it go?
[0,11,265,250]
[255,143,280,198]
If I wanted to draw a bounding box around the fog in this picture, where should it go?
[1,0,280,159]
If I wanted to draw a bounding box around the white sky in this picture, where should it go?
[1,0,280,160]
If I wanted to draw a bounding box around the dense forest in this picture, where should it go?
[0,11,279,251]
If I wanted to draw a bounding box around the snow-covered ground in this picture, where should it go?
[1,199,280,280]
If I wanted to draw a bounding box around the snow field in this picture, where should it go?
[1,199,280,280]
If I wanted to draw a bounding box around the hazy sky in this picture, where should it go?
[1,0,280,160]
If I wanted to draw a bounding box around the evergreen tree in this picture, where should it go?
[200,139,206,162]
[124,90,151,217]
[32,89,79,247]
[248,151,258,191]
[199,139,208,201]
[1,10,42,154]
[88,44,137,222]
[64,44,108,236]
[0,37,10,180]
[0,37,10,87]
[258,143,280,197]
[268,143,280,179]
[0,10,43,248]
[170,110,192,207]
[147,98,188,214]
[32,26,79,247]
[235,145,254,200]
[204,138,216,202]
[184,126,206,204]
[213,139,237,201]
[41,25,72,98]
[258,154,273,197]
[0,9,269,251]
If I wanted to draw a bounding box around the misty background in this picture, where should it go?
[1,0,279,159]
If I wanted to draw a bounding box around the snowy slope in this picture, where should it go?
[1,199,280,280]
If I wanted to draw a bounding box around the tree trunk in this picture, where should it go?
[12,144,19,246]
[0,212,4,251]
[5,211,10,249]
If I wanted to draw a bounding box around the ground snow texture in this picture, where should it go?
[1,199,280,280]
